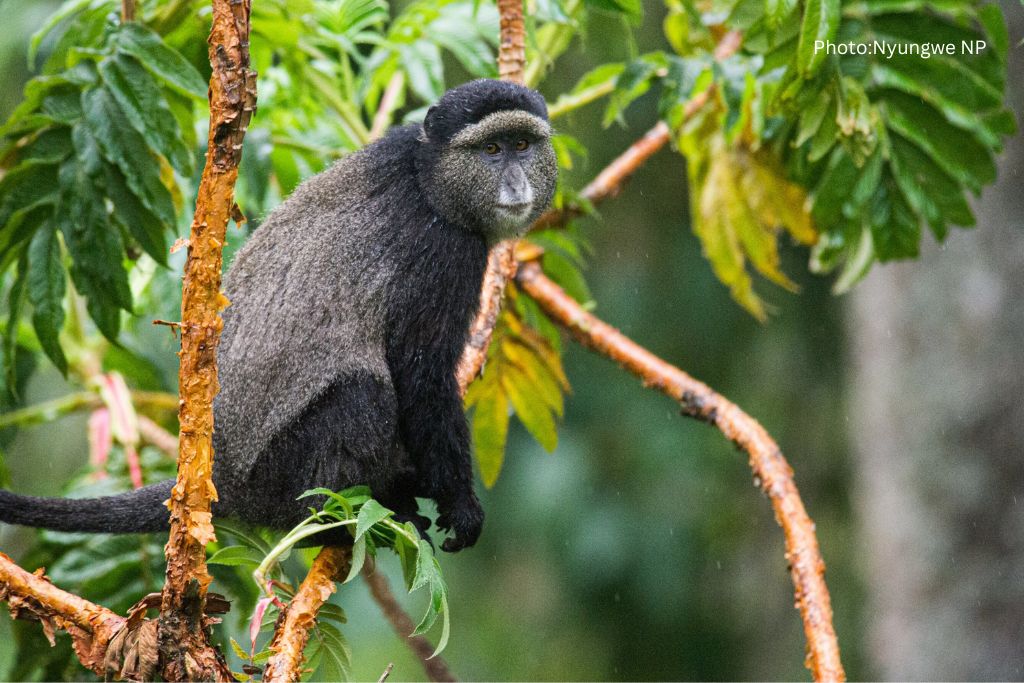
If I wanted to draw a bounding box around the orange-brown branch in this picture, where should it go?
[263,546,352,682]
[363,564,456,682]
[159,0,255,678]
[497,0,526,84]
[0,553,126,676]
[455,0,527,391]
[515,261,845,683]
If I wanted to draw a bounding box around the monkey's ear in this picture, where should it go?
[422,105,439,140]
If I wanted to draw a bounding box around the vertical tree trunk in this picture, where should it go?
[847,10,1024,676]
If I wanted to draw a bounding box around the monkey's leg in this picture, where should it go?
[243,370,404,536]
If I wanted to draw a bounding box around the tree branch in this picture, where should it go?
[158,0,255,678]
[496,0,526,84]
[455,0,527,391]
[362,564,456,682]
[0,553,126,676]
[263,546,352,682]
[515,261,845,683]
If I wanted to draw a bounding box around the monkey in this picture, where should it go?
[0,79,557,552]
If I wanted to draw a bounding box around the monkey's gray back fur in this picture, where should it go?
[213,147,403,514]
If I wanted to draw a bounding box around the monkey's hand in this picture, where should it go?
[436,491,483,552]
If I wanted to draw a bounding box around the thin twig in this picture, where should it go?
[378,662,395,683]
[515,261,845,682]
[263,546,352,682]
[158,0,256,678]
[121,0,135,22]
[362,564,457,682]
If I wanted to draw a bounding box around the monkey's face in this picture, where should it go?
[426,109,557,242]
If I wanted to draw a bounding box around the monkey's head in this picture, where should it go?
[417,79,557,243]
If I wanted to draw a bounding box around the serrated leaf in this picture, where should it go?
[115,23,207,99]
[883,90,995,191]
[0,163,60,232]
[81,87,176,228]
[4,254,28,394]
[888,132,973,238]
[314,621,352,681]
[208,545,265,567]
[26,226,67,375]
[58,163,132,340]
[103,163,169,266]
[354,499,391,541]
[766,0,798,29]
[502,340,564,416]
[471,389,509,488]
[796,0,839,77]
[501,364,558,452]
[344,535,367,583]
[869,176,920,260]
[98,54,194,175]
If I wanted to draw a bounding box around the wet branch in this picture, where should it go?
[0,553,126,676]
[158,0,256,678]
[263,546,352,681]
[515,261,845,682]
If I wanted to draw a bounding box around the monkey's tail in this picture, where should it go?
[0,480,174,533]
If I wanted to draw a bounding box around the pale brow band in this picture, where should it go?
[448,110,552,147]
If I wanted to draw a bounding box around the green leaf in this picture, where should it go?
[472,389,509,489]
[354,499,391,541]
[343,534,367,583]
[869,175,919,260]
[796,0,839,77]
[208,545,265,568]
[57,163,132,341]
[766,0,798,29]
[501,364,558,452]
[81,87,176,228]
[27,0,92,69]
[4,254,29,394]
[888,132,973,238]
[98,54,194,175]
[115,23,208,99]
[26,226,67,375]
[584,0,643,21]
[313,621,352,682]
[883,90,995,191]
[0,163,61,233]
[103,163,169,266]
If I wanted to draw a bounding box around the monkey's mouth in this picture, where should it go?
[496,202,532,217]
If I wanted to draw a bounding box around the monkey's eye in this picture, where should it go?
[515,139,530,152]
[484,142,501,155]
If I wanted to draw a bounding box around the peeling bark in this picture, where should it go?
[263,546,352,682]
[158,0,256,678]
[0,552,126,676]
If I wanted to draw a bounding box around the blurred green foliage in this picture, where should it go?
[0,0,1016,679]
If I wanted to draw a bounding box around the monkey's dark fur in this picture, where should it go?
[0,79,557,552]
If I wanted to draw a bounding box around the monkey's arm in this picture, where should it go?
[391,359,483,552]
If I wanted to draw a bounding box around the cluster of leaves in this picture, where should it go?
[546,0,1013,314]
[675,0,1012,305]
[465,303,571,487]
[209,486,450,681]
[0,6,204,383]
